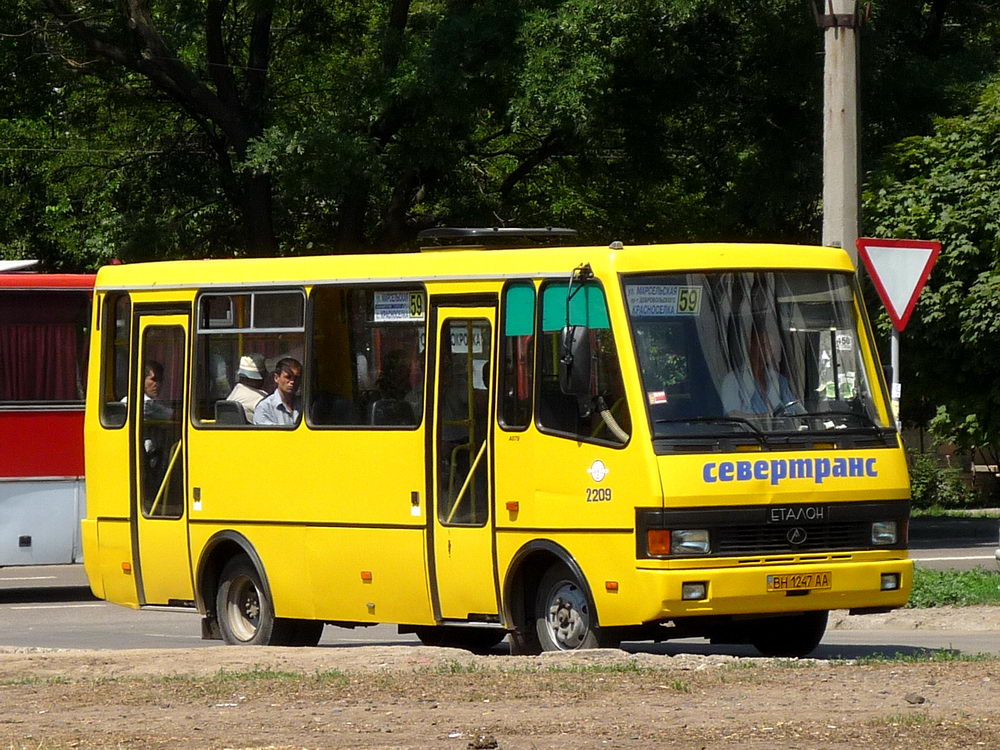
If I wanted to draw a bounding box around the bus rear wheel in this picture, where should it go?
[748,611,828,657]
[533,565,619,652]
[216,556,305,646]
[413,626,506,654]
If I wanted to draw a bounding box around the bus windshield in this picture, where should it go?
[624,270,891,442]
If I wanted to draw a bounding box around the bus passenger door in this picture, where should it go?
[430,308,498,621]
[131,315,193,605]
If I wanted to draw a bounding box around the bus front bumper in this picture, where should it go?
[630,557,913,622]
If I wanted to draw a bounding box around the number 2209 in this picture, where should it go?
[586,487,612,502]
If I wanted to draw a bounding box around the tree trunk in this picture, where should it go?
[336,181,369,252]
[240,172,279,256]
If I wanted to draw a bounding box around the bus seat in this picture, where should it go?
[311,393,354,425]
[369,398,415,426]
[214,399,248,425]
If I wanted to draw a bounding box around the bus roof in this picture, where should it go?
[93,242,855,292]
[0,272,96,289]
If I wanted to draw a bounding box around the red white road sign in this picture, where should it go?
[856,237,941,331]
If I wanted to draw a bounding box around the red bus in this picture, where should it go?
[0,262,94,566]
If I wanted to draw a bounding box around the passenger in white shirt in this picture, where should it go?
[226,353,268,422]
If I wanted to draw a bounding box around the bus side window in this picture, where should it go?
[499,282,535,430]
[536,281,630,444]
[192,291,305,428]
[101,293,130,428]
[309,287,425,428]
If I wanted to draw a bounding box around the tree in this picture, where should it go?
[35,0,286,256]
[864,77,1000,456]
[3,0,998,270]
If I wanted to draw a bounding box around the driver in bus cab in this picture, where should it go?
[720,325,800,417]
[253,357,303,426]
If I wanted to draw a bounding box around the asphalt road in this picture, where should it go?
[2,522,998,657]
[909,515,998,571]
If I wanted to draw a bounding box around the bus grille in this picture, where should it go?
[715,521,866,555]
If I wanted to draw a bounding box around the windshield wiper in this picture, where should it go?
[654,416,768,443]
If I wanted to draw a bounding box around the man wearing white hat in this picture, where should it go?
[227,354,268,422]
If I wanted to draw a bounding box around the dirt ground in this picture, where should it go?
[3,607,1000,750]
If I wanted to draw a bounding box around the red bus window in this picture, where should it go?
[0,290,90,404]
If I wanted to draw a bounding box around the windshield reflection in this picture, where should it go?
[624,271,891,440]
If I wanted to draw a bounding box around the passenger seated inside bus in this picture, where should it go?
[253,357,302,426]
[226,353,268,422]
[369,349,418,425]
[120,360,173,420]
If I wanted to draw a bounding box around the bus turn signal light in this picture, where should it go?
[647,529,671,556]
[360,571,373,582]
[121,562,132,574]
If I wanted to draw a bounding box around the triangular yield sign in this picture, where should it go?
[856,237,941,331]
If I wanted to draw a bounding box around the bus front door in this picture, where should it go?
[430,309,499,621]
[131,315,193,605]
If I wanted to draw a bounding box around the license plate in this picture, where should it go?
[766,571,832,592]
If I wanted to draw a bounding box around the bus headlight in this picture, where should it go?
[672,529,710,555]
[871,521,898,545]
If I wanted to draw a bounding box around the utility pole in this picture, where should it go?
[815,0,861,266]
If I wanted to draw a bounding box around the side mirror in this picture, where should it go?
[559,325,591,396]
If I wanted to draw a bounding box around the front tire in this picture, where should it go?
[749,611,828,657]
[534,565,618,651]
[215,556,299,646]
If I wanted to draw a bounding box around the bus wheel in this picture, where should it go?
[413,626,506,654]
[749,611,828,657]
[216,556,289,646]
[534,565,619,651]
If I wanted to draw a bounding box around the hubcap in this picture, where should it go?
[225,574,261,642]
[544,581,590,649]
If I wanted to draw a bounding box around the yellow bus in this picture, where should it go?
[82,229,912,656]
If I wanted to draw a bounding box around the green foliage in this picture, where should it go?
[1,0,833,265]
[865,71,1000,452]
[0,0,995,390]
[907,566,1000,608]
[907,451,976,510]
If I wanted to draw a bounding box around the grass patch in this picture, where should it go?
[539,662,650,675]
[876,713,933,726]
[0,675,71,687]
[154,666,350,686]
[910,507,1000,518]
[209,667,301,682]
[908,566,1000,607]
[429,661,485,675]
[849,649,995,665]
